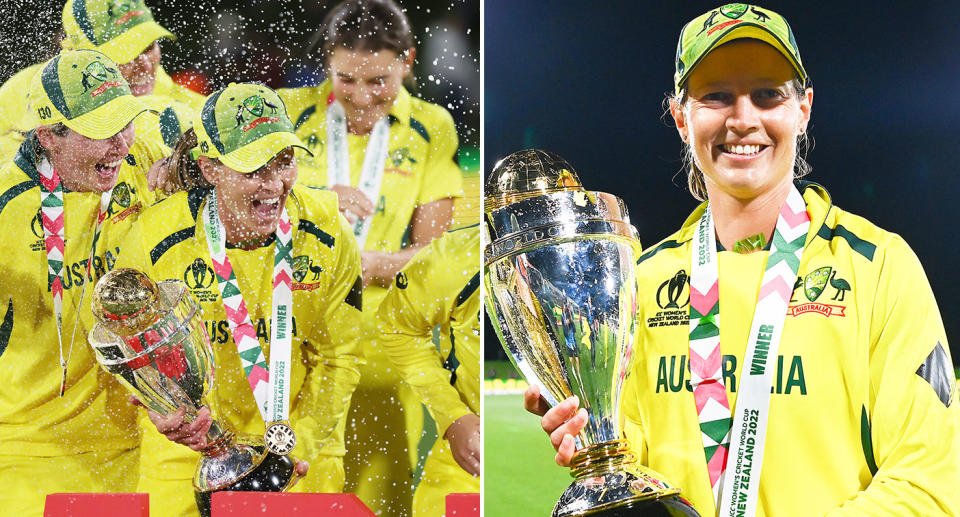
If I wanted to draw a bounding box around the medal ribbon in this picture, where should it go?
[203,191,293,424]
[689,185,809,515]
[325,98,391,248]
[38,158,112,396]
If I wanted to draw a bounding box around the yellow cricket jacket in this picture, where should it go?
[377,224,481,436]
[278,81,463,311]
[0,132,155,456]
[622,182,960,515]
[113,184,363,486]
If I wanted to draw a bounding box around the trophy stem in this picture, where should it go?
[569,440,636,479]
[200,422,234,457]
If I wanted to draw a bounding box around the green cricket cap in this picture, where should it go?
[62,0,175,65]
[194,83,312,174]
[28,49,152,139]
[674,3,807,95]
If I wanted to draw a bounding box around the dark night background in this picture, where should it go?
[484,0,960,365]
[0,0,480,147]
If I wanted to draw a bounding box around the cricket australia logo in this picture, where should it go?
[82,59,122,97]
[389,148,415,167]
[106,181,142,222]
[291,255,323,291]
[109,0,146,27]
[719,4,748,19]
[236,95,280,132]
[787,266,849,317]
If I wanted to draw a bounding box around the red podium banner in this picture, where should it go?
[446,493,480,516]
[211,493,376,516]
[44,493,149,517]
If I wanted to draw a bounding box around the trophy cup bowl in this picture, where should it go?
[88,268,299,517]
[484,150,699,517]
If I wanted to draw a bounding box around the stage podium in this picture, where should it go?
[44,493,149,517]
[45,492,481,516]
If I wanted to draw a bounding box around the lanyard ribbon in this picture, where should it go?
[325,98,391,249]
[202,191,293,425]
[688,185,810,515]
[38,158,111,396]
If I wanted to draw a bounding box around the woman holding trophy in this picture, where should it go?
[0,49,161,515]
[527,3,960,516]
[111,82,364,517]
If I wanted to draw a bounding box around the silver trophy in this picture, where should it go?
[88,268,299,517]
[484,150,699,517]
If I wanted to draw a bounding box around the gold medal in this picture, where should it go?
[264,422,296,456]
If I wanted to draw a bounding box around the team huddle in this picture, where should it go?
[0,1,480,516]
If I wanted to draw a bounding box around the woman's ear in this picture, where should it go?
[670,98,689,143]
[402,47,416,75]
[197,156,219,187]
[798,87,813,134]
[35,125,57,152]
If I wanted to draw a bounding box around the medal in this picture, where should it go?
[203,191,295,450]
[326,96,391,248]
[264,421,297,456]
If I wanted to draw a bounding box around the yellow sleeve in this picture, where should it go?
[276,87,317,128]
[289,213,363,462]
[126,112,173,206]
[154,67,206,111]
[826,236,960,515]
[376,240,473,436]
[110,211,154,278]
[0,64,42,159]
[416,106,463,206]
[620,360,650,465]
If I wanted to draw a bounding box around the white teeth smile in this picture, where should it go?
[723,144,763,155]
[99,158,123,168]
[254,197,280,211]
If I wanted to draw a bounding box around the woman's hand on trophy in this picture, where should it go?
[129,396,213,451]
[147,156,177,194]
[445,413,481,477]
[330,185,375,224]
[293,460,309,482]
[523,385,588,467]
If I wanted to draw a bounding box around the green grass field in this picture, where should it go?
[484,394,571,517]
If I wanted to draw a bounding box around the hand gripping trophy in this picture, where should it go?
[88,268,299,517]
[484,150,699,516]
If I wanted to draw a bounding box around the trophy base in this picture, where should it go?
[193,433,299,517]
[553,441,699,517]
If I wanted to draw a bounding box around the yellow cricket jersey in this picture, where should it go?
[0,132,156,456]
[112,184,363,477]
[278,81,464,309]
[623,182,960,515]
[151,66,205,111]
[377,224,481,436]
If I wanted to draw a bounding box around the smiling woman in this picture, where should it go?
[0,48,161,517]
[276,2,467,515]
[111,82,365,517]
[524,3,960,516]
[672,40,812,250]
